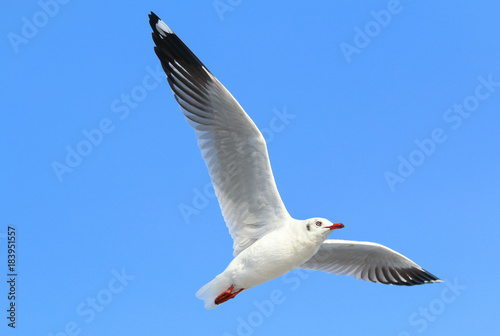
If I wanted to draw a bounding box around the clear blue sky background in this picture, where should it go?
[1,1,499,335]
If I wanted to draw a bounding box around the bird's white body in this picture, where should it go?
[197,219,327,309]
[149,12,441,310]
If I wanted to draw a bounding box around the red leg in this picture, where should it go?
[215,285,245,305]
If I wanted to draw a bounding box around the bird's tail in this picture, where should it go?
[196,273,233,310]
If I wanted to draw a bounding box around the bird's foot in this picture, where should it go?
[214,285,244,305]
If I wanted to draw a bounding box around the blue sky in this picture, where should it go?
[1,0,499,335]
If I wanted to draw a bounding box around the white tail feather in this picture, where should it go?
[196,274,233,310]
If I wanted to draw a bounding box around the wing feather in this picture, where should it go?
[300,240,441,286]
[149,13,291,255]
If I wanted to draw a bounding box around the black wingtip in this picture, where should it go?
[148,12,212,82]
[149,11,160,32]
[149,11,159,22]
[394,267,442,286]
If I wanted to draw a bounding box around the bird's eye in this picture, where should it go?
[315,221,322,227]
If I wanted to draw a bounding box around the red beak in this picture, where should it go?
[325,223,344,230]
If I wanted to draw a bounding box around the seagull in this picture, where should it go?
[148,12,441,310]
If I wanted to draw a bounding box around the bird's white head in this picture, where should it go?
[303,218,344,244]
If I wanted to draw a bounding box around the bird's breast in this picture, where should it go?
[228,229,319,289]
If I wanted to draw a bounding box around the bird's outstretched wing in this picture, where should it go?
[300,240,441,285]
[149,12,291,256]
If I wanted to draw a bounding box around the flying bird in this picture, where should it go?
[148,12,441,309]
